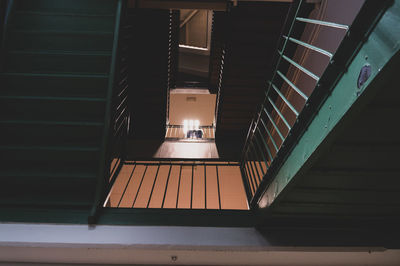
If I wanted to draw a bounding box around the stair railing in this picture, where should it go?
[239,0,393,208]
[104,160,245,210]
[213,5,231,132]
[90,0,129,223]
[166,10,173,126]
[165,125,216,140]
[107,16,131,196]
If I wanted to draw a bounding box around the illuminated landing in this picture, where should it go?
[105,161,248,210]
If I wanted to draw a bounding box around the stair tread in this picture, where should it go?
[4,71,110,76]
[0,95,106,102]
[15,10,115,17]
[5,50,112,74]
[9,29,113,35]
[7,50,112,56]
[0,171,96,179]
[1,72,109,78]
[0,0,118,208]
[0,198,92,207]
[0,145,100,152]
[0,120,104,126]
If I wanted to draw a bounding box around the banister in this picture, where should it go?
[240,0,393,209]
[89,0,124,224]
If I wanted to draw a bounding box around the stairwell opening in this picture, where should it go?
[104,8,249,211]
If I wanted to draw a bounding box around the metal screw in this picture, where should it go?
[171,256,178,262]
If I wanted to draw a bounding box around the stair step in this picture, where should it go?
[1,145,99,164]
[0,97,106,122]
[1,121,102,147]
[0,73,108,98]
[0,196,94,208]
[1,156,99,202]
[16,0,116,14]
[0,176,96,207]
[14,10,115,17]
[5,50,111,74]
[0,0,120,209]
[0,120,104,126]
[0,145,99,152]
[10,11,115,32]
[0,171,96,179]
[0,95,106,101]
[0,159,98,175]
[7,30,113,51]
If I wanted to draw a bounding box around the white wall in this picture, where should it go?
[1,223,400,265]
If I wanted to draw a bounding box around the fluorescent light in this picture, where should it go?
[179,44,208,51]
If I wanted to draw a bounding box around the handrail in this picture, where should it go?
[166,10,172,126]
[213,2,232,131]
[166,10,179,128]
[239,0,392,208]
[180,10,199,28]
[89,0,124,224]
[213,48,225,128]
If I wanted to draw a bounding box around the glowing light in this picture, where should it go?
[179,44,208,51]
[183,120,188,134]
[182,119,201,138]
